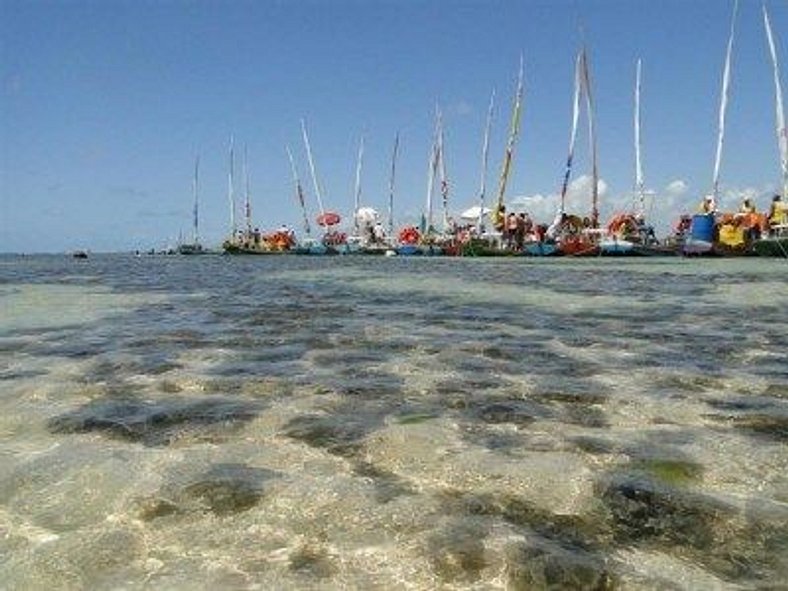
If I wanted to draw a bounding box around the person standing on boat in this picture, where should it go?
[699,195,717,214]
[505,213,518,249]
[373,222,386,244]
[739,197,756,214]
[767,194,787,232]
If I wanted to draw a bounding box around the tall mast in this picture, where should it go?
[478,89,495,232]
[301,119,327,221]
[227,135,236,236]
[424,107,440,234]
[388,132,399,238]
[580,47,599,228]
[353,134,365,236]
[764,3,788,200]
[192,155,200,245]
[437,108,450,231]
[634,58,645,214]
[560,51,583,213]
[286,145,311,237]
[712,0,739,202]
[243,144,252,234]
[495,54,524,215]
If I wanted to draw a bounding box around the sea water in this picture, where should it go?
[0,253,786,589]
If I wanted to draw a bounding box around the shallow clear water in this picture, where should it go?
[1,253,786,589]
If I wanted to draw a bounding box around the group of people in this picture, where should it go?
[699,193,787,235]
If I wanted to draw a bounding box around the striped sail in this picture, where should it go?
[495,55,524,214]
[560,50,583,213]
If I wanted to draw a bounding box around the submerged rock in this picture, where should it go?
[427,522,488,583]
[475,401,542,426]
[599,475,731,549]
[288,544,337,578]
[283,414,366,457]
[140,463,277,518]
[183,463,268,516]
[731,413,788,443]
[47,397,260,446]
[352,461,415,503]
[506,538,616,591]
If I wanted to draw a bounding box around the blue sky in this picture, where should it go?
[1,0,786,252]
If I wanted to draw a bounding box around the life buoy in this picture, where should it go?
[398,226,421,245]
[607,213,637,236]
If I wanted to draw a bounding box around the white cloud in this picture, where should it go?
[503,175,609,222]
[665,179,688,196]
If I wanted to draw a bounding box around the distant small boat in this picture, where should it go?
[72,250,88,259]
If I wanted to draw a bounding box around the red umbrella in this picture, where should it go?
[316,211,341,226]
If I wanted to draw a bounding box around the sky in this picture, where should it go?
[1,0,787,253]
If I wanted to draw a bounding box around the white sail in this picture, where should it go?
[388,133,399,237]
[437,109,450,231]
[424,107,441,233]
[353,135,365,235]
[301,119,327,220]
[580,47,599,227]
[634,58,645,212]
[286,145,311,236]
[712,0,739,200]
[560,51,583,212]
[243,144,252,234]
[764,4,788,200]
[478,89,495,232]
[227,135,236,236]
[192,155,200,245]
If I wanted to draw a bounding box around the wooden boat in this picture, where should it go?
[549,47,601,257]
[600,60,675,257]
[753,5,788,258]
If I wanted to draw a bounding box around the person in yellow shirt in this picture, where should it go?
[768,194,787,232]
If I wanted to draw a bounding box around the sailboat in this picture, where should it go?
[682,1,772,256]
[459,89,506,256]
[753,3,788,257]
[396,107,445,256]
[547,46,602,256]
[177,155,208,254]
[599,60,672,256]
[294,119,347,255]
[223,143,295,254]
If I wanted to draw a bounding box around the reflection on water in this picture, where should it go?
[1,254,786,589]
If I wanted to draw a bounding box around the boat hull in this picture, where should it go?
[752,236,788,257]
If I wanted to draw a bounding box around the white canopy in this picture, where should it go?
[459,205,491,221]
